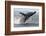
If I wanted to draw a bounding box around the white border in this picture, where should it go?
[11,5,42,32]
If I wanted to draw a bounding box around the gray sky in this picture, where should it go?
[14,8,39,16]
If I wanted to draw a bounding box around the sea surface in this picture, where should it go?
[14,23,39,27]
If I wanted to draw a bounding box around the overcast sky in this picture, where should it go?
[14,8,39,16]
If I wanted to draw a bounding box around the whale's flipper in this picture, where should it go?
[26,11,36,17]
[20,11,36,22]
[20,12,26,16]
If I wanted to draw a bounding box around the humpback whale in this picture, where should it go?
[20,11,36,22]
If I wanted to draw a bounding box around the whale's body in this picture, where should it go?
[14,11,36,24]
[20,11,36,22]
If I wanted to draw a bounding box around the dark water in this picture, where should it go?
[14,23,39,27]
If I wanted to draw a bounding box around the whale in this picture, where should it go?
[14,11,36,24]
[20,11,36,22]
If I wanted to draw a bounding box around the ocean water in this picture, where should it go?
[14,23,39,27]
